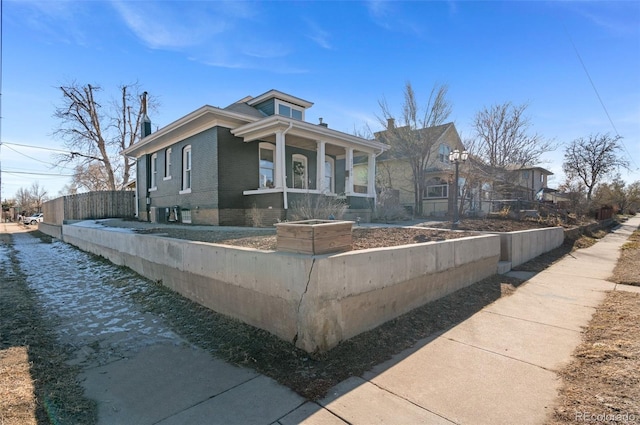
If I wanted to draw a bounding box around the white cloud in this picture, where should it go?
[365,0,423,36]
[111,1,232,49]
[305,19,332,50]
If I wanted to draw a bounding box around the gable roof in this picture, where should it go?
[373,122,462,162]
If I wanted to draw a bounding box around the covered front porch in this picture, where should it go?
[232,116,387,224]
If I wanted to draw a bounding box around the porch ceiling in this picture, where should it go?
[257,133,362,156]
[231,115,389,154]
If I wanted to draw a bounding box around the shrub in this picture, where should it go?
[373,190,408,222]
[289,194,348,221]
[249,204,264,227]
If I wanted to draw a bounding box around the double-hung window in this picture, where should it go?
[259,143,275,188]
[150,153,158,190]
[324,156,335,193]
[164,148,172,180]
[180,145,192,193]
[438,144,451,163]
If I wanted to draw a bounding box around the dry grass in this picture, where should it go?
[0,231,97,425]
[547,221,640,424]
[547,291,640,424]
[610,228,640,286]
[0,346,37,425]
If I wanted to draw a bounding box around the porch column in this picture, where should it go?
[345,147,354,195]
[367,152,376,198]
[317,141,326,192]
[275,130,286,189]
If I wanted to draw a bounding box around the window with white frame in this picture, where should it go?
[324,156,335,193]
[259,143,275,188]
[292,154,308,189]
[438,144,451,163]
[424,177,448,199]
[181,145,192,193]
[276,100,304,120]
[164,148,172,179]
[150,153,158,189]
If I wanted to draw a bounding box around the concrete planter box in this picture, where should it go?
[275,220,354,254]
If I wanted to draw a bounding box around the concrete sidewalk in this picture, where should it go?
[277,216,640,425]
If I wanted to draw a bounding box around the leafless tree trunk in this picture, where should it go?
[472,102,553,168]
[29,182,48,212]
[563,133,629,201]
[377,82,452,216]
[53,81,156,191]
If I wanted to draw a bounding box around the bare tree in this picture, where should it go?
[72,163,113,192]
[53,81,156,191]
[377,81,453,215]
[594,177,640,214]
[563,133,629,201]
[472,102,553,168]
[14,182,48,214]
[29,182,48,212]
[15,187,32,213]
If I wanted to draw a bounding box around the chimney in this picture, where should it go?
[141,91,152,138]
[387,118,395,130]
[318,117,328,128]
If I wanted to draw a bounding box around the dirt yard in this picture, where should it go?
[134,217,555,251]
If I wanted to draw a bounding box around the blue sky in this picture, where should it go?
[1,0,639,200]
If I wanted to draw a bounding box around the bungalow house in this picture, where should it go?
[354,121,466,217]
[123,90,388,226]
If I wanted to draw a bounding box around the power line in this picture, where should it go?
[564,24,639,171]
[2,141,72,154]
[2,143,70,168]
[2,170,74,177]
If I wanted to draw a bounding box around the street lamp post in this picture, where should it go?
[449,149,469,230]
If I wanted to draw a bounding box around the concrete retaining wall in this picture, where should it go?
[493,227,565,268]
[60,223,500,352]
[38,222,63,239]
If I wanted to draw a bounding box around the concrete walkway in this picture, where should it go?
[278,215,638,425]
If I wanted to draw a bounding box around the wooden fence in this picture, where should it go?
[43,191,136,225]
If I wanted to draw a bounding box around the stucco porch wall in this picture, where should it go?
[60,223,499,352]
[490,227,565,268]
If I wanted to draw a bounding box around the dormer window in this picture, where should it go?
[277,100,303,120]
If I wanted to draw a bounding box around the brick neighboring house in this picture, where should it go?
[123,89,388,226]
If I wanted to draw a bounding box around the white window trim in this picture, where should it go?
[259,142,276,189]
[438,144,451,163]
[424,184,448,199]
[181,145,192,193]
[292,154,308,189]
[150,153,158,190]
[164,147,172,180]
[324,155,335,194]
[275,99,305,121]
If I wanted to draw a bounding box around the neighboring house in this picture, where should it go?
[123,89,388,226]
[354,121,466,217]
[496,165,553,201]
